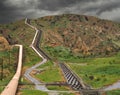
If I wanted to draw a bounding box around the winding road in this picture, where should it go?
[103,80,120,91]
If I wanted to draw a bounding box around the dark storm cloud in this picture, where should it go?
[96,1,120,15]
[37,0,97,11]
[0,0,120,23]
[0,0,26,23]
[75,0,120,14]
[37,0,76,11]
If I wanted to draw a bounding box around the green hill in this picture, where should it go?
[0,14,120,94]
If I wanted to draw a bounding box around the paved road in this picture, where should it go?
[1,45,23,95]
[24,59,48,91]
[24,18,48,91]
[103,80,120,91]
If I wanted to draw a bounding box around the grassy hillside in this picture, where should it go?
[0,36,18,92]
[0,20,41,93]
[106,90,120,95]
[1,14,120,65]
[68,52,120,88]
[0,14,120,94]
[29,14,120,92]
[0,19,42,68]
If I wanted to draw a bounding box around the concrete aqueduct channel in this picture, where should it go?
[24,18,50,91]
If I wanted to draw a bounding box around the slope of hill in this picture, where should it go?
[0,36,10,51]
[0,14,120,61]
[0,19,41,66]
[0,20,41,93]
[0,36,19,92]
[29,14,120,60]
[0,14,120,94]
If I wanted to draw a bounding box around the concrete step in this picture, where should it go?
[71,78,77,86]
[66,73,72,79]
[68,77,74,84]
[67,74,73,80]
[68,76,74,81]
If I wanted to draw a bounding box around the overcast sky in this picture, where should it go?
[0,0,120,23]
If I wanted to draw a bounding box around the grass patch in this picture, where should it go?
[38,60,53,69]
[34,61,63,83]
[23,46,41,67]
[106,90,120,95]
[35,66,62,83]
[43,46,71,60]
[47,85,69,91]
[17,83,48,95]
[43,46,92,63]
[0,86,4,93]
[21,90,48,95]
[21,89,75,95]
[68,53,120,88]
[0,79,11,93]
